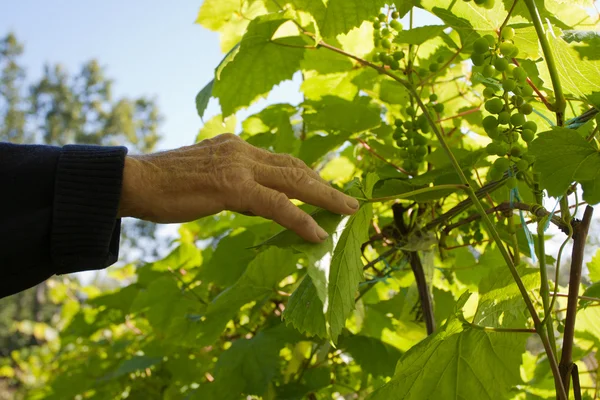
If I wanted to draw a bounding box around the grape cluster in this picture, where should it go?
[372,10,405,70]
[470,27,538,186]
[392,95,443,172]
[462,0,496,10]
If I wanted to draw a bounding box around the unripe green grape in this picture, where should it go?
[372,53,381,62]
[499,42,517,58]
[510,113,526,126]
[482,0,495,9]
[471,53,486,66]
[393,130,402,140]
[373,21,381,29]
[390,60,400,70]
[512,67,528,82]
[485,98,504,114]
[403,159,417,171]
[484,34,496,46]
[521,85,534,97]
[486,143,500,155]
[506,176,518,189]
[483,115,499,131]
[395,118,403,127]
[474,0,486,4]
[391,11,400,19]
[501,27,515,41]
[507,64,516,74]
[502,79,516,92]
[511,95,524,106]
[519,103,533,115]
[378,13,387,22]
[494,57,509,72]
[404,121,414,130]
[416,145,428,156]
[498,111,510,125]
[482,64,495,78]
[487,127,500,140]
[390,20,403,31]
[521,129,535,142]
[489,166,504,181]
[406,107,416,116]
[393,50,405,60]
[429,93,438,102]
[382,28,391,37]
[516,159,529,171]
[399,148,409,157]
[433,103,445,113]
[429,63,439,72]
[473,37,490,54]
[437,56,445,64]
[420,123,430,133]
[414,133,428,145]
[417,68,428,77]
[382,38,391,49]
[513,86,522,95]
[523,120,537,133]
[510,146,522,157]
[482,87,495,99]
[494,157,510,171]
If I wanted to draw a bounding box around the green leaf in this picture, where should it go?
[338,333,403,377]
[540,27,600,105]
[242,103,298,154]
[529,127,600,201]
[104,356,162,380]
[368,293,526,400]
[393,25,446,45]
[303,96,382,133]
[196,114,237,142]
[197,247,299,345]
[283,275,327,338]
[195,79,214,121]
[474,265,539,328]
[587,248,600,283]
[288,0,387,38]
[212,14,307,116]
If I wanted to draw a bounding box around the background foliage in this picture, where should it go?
[2,0,600,399]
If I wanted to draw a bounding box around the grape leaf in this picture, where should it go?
[212,14,307,116]
[303,96,382,133]
[393,25,446,45]
[196,114,237,142]
[283,275,327,338]
[338,332,403,377]
[529,127,600,202]
[368,293,526,400]
[587,248,600,283]
[103,356,162,380]
[287,0,387,38]
[197,247,299,345]
[195,79,213,121]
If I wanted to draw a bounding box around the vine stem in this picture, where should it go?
[523,0,566,126]
[408,251,436,335]
[363,184,467,203]
[354,138,409,175]
[559,206,594,394]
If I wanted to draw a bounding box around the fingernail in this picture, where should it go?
[316,226,329,241]
[347,197,360,209]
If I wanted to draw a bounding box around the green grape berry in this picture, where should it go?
[390,20,403,31]
[471,53,486,66]
[429,93,438,102]
[483,86,496,99]
[499,42,518,58]
[391,11,400,19]
[498,111,511,125]
[378,13,387,22]
[437,56,445,64]
[506,176,518,189]
[393,50,405,60]
[482,64,495,78]
[399,148,409,157]
[414,133,428,145]
[416,145,428,157]
[521,129,535,142]
[403,120,413,130]
[381,28,391,37]
[489,166,504,181]
[521,85,534,97]
[485,98,504,114]
[510,112,526,126]
[516,159,529,171]
[482,0,495,9]
[512,67,528,82]
[501,27,515,41]
[417,68,428,77]
[390,60,400,70]
[494,57,509,72]
[429,63,439,72]
[406,107,416,116]
[494,157,510,171]
[511,95,524,106]
[473,37,490,54]
[522,120,537,133]
[510,146,522,157]
[486,143,500,155]
[482,115,499,131]
[382,38,391,49]
[433,103,445,113]
[519,103,533,115]
[502,79,516,92]
[483,34,496,46]
[373,21,381,29]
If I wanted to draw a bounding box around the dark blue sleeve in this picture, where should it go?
[0,142,128,298]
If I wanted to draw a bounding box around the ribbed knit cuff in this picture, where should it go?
[51,145,128,274]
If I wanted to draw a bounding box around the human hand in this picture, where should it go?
[118,133,360,243]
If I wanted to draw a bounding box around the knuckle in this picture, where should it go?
[270,191,290,208]
[289,169,309,185]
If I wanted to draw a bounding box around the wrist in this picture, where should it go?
[118,156,145,219]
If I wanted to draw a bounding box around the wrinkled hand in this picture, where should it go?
[118,133,360,243]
